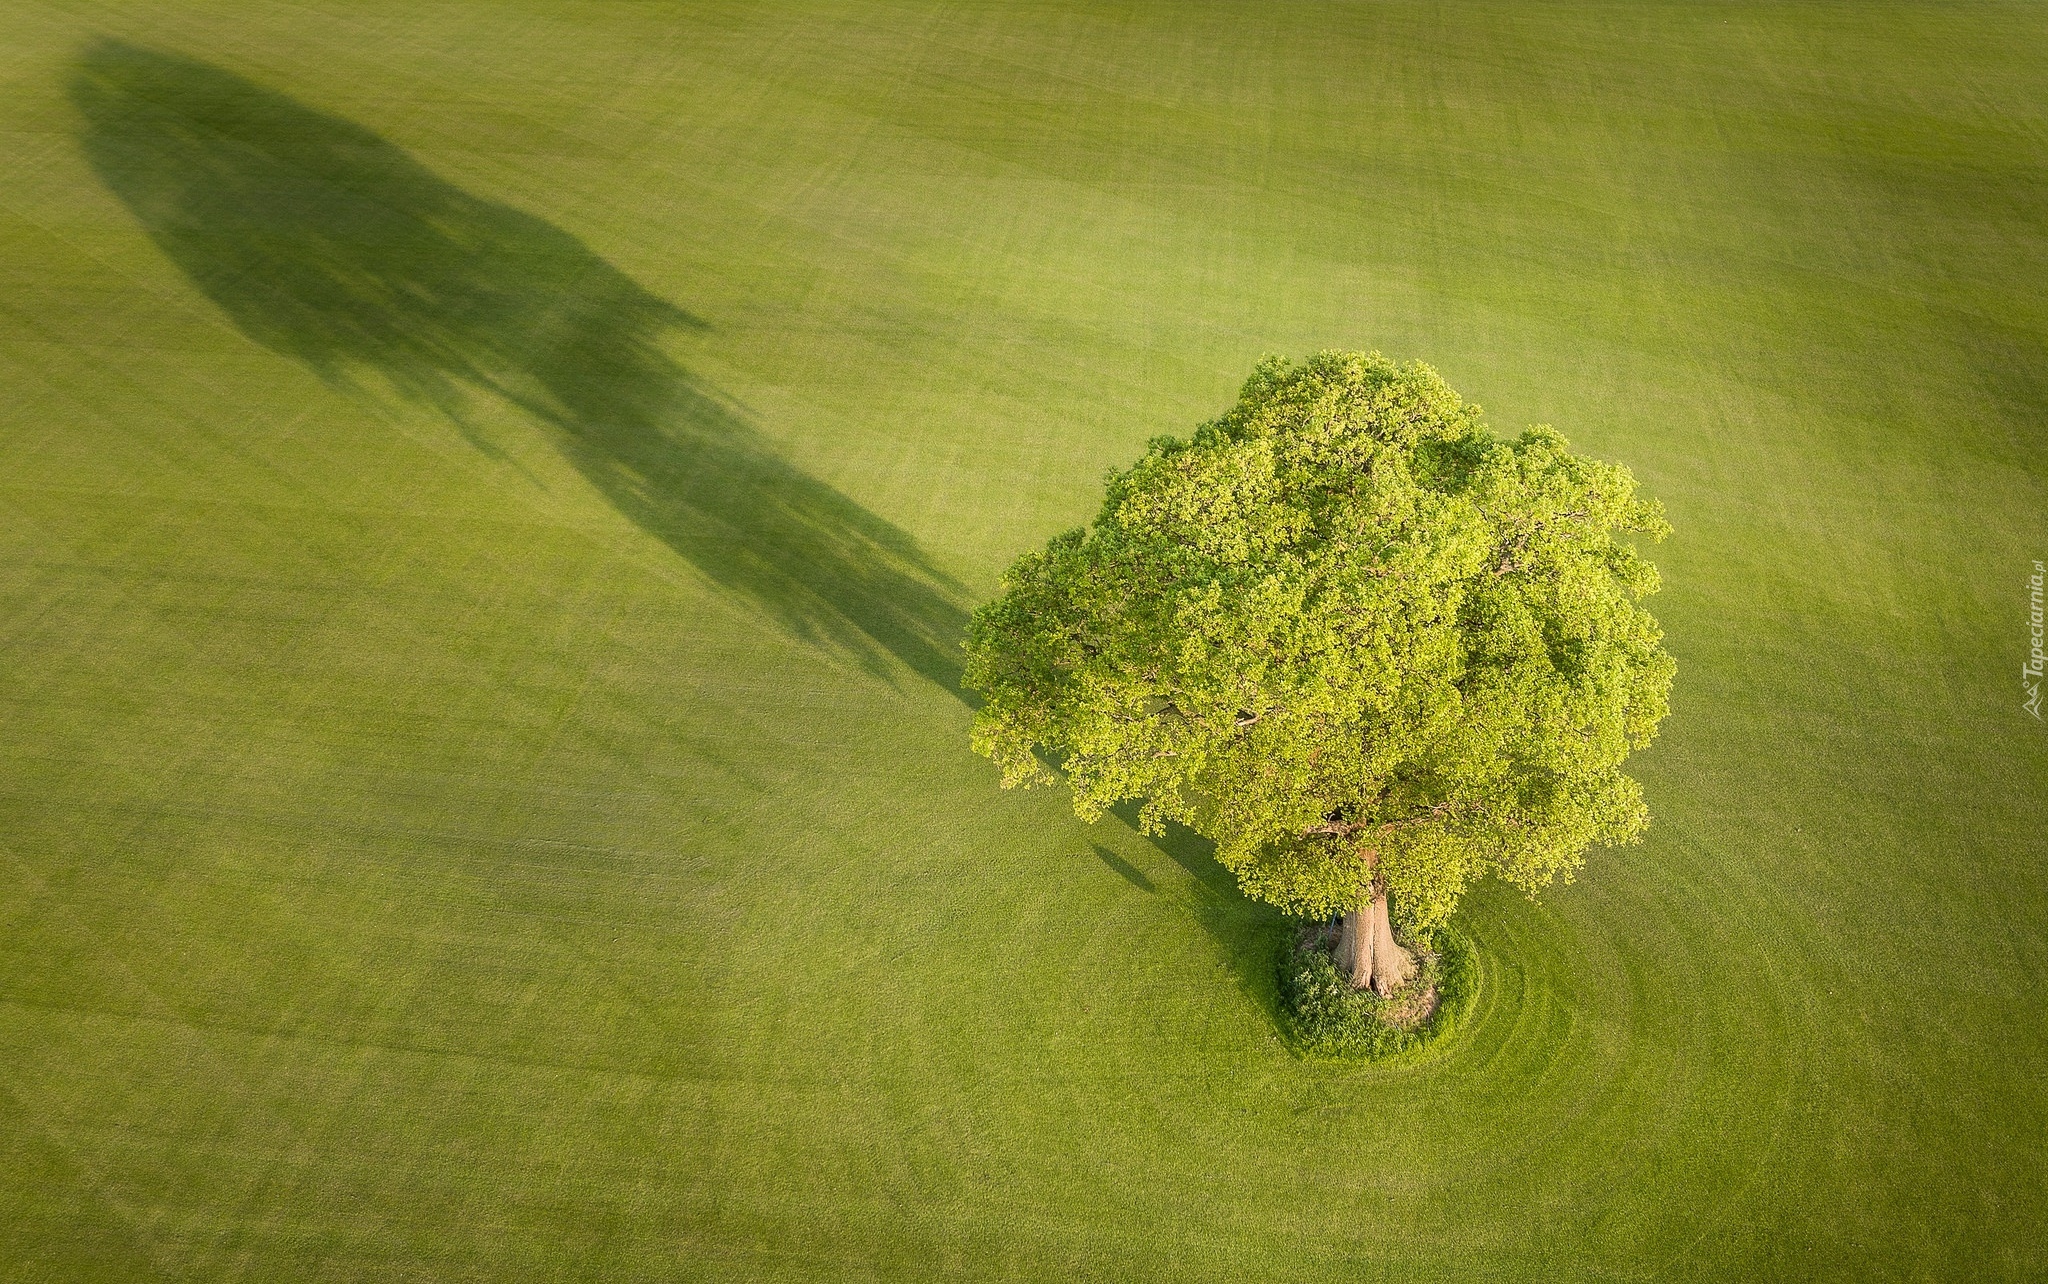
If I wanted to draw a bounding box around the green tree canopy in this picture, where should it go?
[963,352,1674,938]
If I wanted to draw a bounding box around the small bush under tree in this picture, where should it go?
[1281,923,1477,1059]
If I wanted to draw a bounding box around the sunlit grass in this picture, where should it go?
[0,1,2043,1278]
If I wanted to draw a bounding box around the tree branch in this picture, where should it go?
[1492,509,1589,577]
[1303,820,1359,838]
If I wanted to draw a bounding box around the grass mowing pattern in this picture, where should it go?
[1,1,2045,1279]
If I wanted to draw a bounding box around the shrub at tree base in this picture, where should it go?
[1281,924,1477,1059]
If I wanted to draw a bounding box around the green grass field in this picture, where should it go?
[3,2,2045,1278]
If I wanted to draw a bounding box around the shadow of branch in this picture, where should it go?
[1089,843,1155,893]
[1108,801,1290,1032]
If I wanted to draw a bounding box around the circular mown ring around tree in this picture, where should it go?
[1279,923,1479,1060]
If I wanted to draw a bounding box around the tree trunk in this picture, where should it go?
[1367,883,1414,997]
[1337,905,1373,989]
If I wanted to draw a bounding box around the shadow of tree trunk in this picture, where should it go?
[71,38,966,690]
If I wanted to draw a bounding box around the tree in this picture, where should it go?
[963,352,1674,994]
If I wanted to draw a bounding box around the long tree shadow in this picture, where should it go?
[71,39,966,689]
